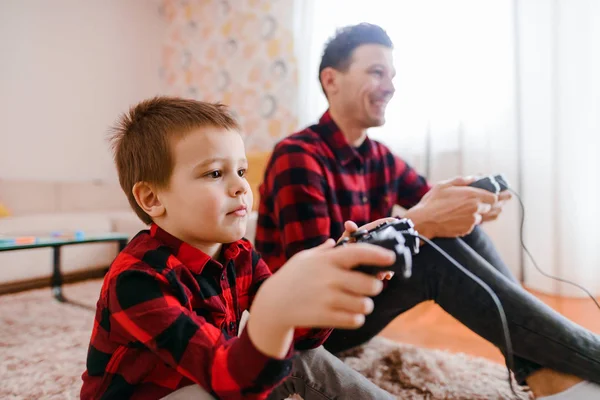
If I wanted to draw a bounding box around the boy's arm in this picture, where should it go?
[109,267,293,399]
[249,249,332,350]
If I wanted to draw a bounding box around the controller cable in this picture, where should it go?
[508,188,600,310]
[416,234,519,398]
[411,186,600,397]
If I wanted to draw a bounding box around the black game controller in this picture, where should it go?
[336,218,420,279]
[469,174,509,194]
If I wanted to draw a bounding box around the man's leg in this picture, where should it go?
[461,226,519,283]
[324,234,600,385]
[458,226,543,378]
[268,346,395,400]
[323,226,518,354]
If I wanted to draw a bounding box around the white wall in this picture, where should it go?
[0,0,165,182]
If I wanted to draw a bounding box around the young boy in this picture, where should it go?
[80,97,397,400]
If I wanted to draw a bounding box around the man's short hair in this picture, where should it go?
[110,96,239,224]
[318,23,393,94]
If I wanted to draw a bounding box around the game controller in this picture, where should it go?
[336,218,420,279]
[468,174,509,194]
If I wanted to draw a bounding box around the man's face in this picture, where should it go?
[331,44,396,128]
[156,127,252,248]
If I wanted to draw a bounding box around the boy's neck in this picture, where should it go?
[153,221,223,259]
[198,242,223,260]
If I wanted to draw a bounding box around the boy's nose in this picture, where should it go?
[230,178,249,197]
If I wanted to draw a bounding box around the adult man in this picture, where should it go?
[256,23,600,398]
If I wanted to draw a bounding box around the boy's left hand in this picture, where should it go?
[338,218,398,281]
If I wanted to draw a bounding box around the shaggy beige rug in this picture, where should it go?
[0,280,531,399]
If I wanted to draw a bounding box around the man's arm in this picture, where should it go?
[404,177,498,239]
[392,154,431,210]
[268,146,331,259]
[391,155,498,239]
[109,268,292,399]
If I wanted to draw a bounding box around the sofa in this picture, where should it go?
[0,180,138,288]
[0,179,260,290]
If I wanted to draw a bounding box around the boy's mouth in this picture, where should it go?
[227,205,247,217]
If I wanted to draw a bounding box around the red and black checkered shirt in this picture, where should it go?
[256,110,431,272]
[81,224,331,400]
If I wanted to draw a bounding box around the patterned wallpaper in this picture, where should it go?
[159,0,299,151]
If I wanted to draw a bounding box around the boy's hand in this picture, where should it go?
[247,239,395,358]
[338,218,398,280]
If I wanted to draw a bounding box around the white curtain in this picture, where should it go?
[517,0,600,296]
[293,0,600,296]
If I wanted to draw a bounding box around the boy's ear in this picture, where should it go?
[132,182,165,218]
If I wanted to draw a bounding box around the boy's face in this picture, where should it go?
[155,127,252,250]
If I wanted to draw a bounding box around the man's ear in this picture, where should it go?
[132,182,165,218]
[320,67,339,97]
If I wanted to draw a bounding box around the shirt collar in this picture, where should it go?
[317,110,374,167]
[149,224,249,274]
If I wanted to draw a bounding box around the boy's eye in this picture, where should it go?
[206,170,222,179]
[371,70,383,77]
[238,168,246,177]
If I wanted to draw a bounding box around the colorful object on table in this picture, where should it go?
[0,236,37,245]
[50,230,86,240]
[0,202,10,217]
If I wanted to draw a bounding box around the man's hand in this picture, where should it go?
[247,239,395,358]
[338,219,397,280]
[405,176,498,239]
[481,190,512,222]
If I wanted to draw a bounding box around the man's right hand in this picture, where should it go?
[405,176,498,239]
[247,239,395,359]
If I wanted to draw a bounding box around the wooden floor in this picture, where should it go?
[379,288,600,364]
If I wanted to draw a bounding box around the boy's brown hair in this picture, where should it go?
[110,96,240,224]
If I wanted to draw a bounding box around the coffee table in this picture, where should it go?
[0,233,129,302]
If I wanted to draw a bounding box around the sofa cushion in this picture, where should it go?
[56,181,129,212]
[0,212,113,236]
[0,180,59,216]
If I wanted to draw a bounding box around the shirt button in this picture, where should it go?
[362,195,368,204]
[221,273,226,281]
[229,321,236,331]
